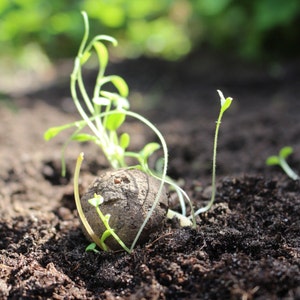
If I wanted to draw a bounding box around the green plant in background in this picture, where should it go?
[0,0,190,61]
[266,146,299,180]
[1,0,299,65]
[190,0,300,60]
[44,11,233,253]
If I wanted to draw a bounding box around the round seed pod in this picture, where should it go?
[80,168,168,251]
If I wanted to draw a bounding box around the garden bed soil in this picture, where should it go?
[0,53,299,299]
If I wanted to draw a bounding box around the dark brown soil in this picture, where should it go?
[0,53,299,299]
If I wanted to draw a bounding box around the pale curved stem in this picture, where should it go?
[74,153,103,250]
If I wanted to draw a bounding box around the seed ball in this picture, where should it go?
[80,168,168,251]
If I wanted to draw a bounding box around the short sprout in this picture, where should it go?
[266,146,299,180]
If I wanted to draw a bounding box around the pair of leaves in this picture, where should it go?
[266,146,293,165]
[218,89,233,112]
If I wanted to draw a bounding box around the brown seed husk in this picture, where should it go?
[80,168,168,251]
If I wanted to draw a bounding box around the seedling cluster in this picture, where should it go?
[44,11,233,254]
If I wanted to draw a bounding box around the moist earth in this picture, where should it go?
[0,53,299,299]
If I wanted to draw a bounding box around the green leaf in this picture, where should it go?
[71,133,97,142]
[266,156,280,166]
[80,51,91,65]
[88,195,104,207]
[279,146,293,159]
[85,243,99,253]
[140,142,161,159]
[221,98,233,112]
[44,126,66,141]
[108,75,129,98]
[44,128,59,141]
[105,112,126,131]
[94,41,109,70]
[44,122,79,141]
[104,213,111,223]
[120,133,130,149]
[100,229,113,245]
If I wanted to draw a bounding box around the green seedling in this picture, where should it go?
[74,153,131,253]
[192,90,232,215]
[44,11,233,253]
[266,146,299,180]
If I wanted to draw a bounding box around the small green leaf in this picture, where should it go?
[71,133,97,142]
[44,123,77,141]
[221,98,233,112]
[44,128,59,141]
[109,75,129,98]
[120,133,130,149]
[80,51,91,65]
[140,143,161,159]
[266,156,280,166]
[279,146,293,159]
[88,195,104,207]
[86,243,99,253]
[105,113,126,131]
[44,126,65,141]
[94,41,109,70]
[104,213,111,223]
[100,229,113,245]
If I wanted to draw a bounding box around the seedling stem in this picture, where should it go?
[74,153,102,249]
[192,90,232,215]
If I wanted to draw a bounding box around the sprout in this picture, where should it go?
[266,146,299,180]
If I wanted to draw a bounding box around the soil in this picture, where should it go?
[0,52,300,300]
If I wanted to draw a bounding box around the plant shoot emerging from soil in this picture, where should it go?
[74,153,131,253]
[266,146,299,180]
[45,11,233,253]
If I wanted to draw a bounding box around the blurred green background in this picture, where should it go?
[1,0,300,88]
